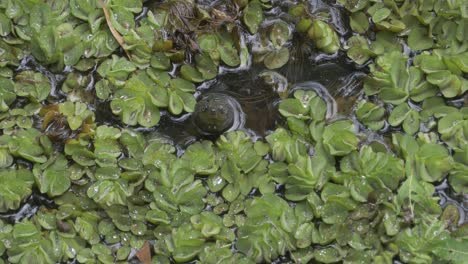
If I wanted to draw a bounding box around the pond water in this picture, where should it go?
[0,0,466,263]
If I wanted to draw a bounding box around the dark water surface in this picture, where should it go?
[1,0,466,263]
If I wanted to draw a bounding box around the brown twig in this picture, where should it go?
[98,0,132,59]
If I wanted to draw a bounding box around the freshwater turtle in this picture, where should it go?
[192,70,288,136]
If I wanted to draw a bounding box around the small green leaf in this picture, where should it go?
[243,1,264,34]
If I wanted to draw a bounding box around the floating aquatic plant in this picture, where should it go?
[0,0,466,263]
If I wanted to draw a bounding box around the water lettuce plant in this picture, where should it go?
[0,0,466,263]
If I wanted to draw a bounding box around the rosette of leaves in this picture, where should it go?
[5,221,60,264]
[190,211,235,242]
[140,135,176,168]
[33,154,72,197]
[61,72,93,103]
[367,3,406,33]
[97,55,137,86]
[412,143,454,183]
[163,223,207,262]
[321,120,359,156]
[449,161,468,195]
[414,53,468,98]
[356,100,386,130]
[181,141,219,175]
[395,215,468,263]
[391,135,451,219]
[345,36,373,65]
[93,125,122,167]
[0,40,26,75]
[253,20,292,69]
[197,32,241,67]
[364,51,438,104]
[198,244,255,264]
[341,146,405,196]
[58,102,95,131]
[281,143,335,201]
[110,71,162,127]
[149,75,197,116]
[290,4,340,54]
[31,20,85,70]
[0,128,49,163]
[13,71,51,103]
[388,103,420,135]
[266,128,308,163]
[87,167,134,207]
[0,169,34,212]
[279,89,327,121]
[34,209,87,262]
[345,31,402,64]
[0,103,40,132]
[145,159,207,221]
[215,131,266,201]
[307,19,341,54]
[237,195,296,262]
[64,135,96,167]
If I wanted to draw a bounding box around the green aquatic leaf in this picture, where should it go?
[270,20,291,48]
[372,8,391,23]
[407,27,433,51]
[191,211,234,240]
[264,47,290,69]
[180,64,204,83]
[349,12,369,34]
[346,36,374,65]
[195,53,218,80]
[278,98,309,120]
[314,246,344,263]
[74,216,100,245]
[64,138,96,167]
[243,0,264,34]
[0,149,13,168]
[218,34,241,67]
[150,52,171,70]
